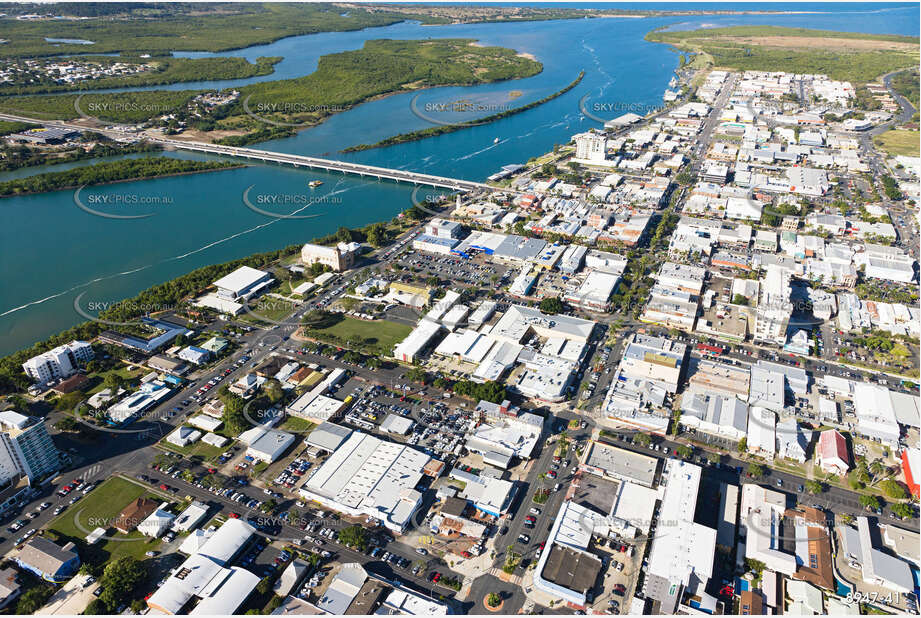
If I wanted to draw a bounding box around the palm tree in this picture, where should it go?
[869,460,885,478]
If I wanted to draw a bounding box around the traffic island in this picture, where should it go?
[484,594,504,612]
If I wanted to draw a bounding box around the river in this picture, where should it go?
[0,3,917,356]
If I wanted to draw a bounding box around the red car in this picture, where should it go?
[207,468,217,474]
[229,512,240,519]
[72,479,83,486]
[525,516,536,523]
[547,470,557,479]
[159,484,169,491]
[430,572,441,582]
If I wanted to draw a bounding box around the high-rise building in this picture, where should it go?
[0,412,61,484]
[574,132,606,162]
[21,341,93,384]
[754,264,793,346]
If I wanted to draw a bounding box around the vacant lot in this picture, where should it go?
[47,477,163,565]
[737,35,917,52]
[279,417,316,433]
[301,315,411,356]
[647,26,919,83]
[875,129,920,157]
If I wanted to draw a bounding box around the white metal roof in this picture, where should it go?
[646,461,716,588]
[213,266,270,295]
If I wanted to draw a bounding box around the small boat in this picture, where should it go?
[493,137,500,144]
[308,180,323,188]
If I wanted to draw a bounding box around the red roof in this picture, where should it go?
[818,430,848,463]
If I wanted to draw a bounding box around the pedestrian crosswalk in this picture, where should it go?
[487,567,521,584]
[83,464,102,480]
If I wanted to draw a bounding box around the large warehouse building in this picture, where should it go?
[298,432,432,532]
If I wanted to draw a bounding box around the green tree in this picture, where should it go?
[744,558,766,575]
[55,416,78,432]
[54,391,84,411]
[539,296,564,315]
[880,479,908,500]
[869,459,886,478]
[859,494,881,511]
[805,480,824,495]
[256,577,273,596]
[406,366,427,385]
[736,437,747,453]
[16,587,53,614]
[336,226,352,243]
[263,378,284,404]
[452,379,506,403]
[103,372,124,392]
[83,598,109,615]
[219,389,249,434]
[487,593,502,608]
[848,472,866,491]
[338,525,370,550]
[675,445,693,459]
[633,433,651,447]
[891,503,914,519]
[366,223,385,247]
[747,462,765,479]
[99,556,147,610]
[732,294,749,306]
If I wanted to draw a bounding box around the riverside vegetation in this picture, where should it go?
[343,70,584,152]
[0,39,542,147]
[0,157,242,197]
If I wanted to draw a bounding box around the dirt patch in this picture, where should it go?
[152,127,245,142]
[725,36,918,52]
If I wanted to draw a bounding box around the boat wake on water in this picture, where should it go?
[0,188,357,319]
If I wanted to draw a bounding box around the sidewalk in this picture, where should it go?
[36,574,98,615]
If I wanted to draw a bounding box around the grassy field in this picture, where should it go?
[646,26,919,83]
[157,435,229,462]
[279,417,316,433]
[875,129,920,157]
[0,119,38,136]
[46,477,163,565]
[85,365,143,394]
[240,297,299,325]
[301,315,411,356]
